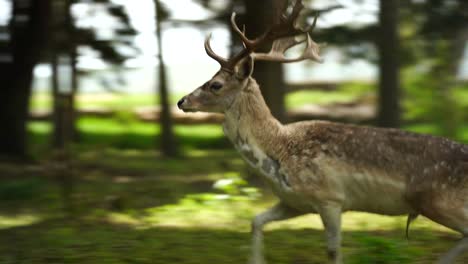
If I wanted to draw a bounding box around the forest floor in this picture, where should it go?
[1,119,468,264]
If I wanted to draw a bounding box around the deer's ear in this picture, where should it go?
[235,56,254,79]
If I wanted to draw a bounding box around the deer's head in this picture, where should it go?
[177,0,322,113]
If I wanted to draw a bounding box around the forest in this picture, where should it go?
[0,0,467,263]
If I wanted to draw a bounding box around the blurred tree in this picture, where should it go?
[0,0,138,158]
[401,0,468,137]
[50,0,138,149]
[189,0,288,121]
[310,0,467,130]
[51,0,77,149]
[377,0,400,128]
[155,0,178,157]
[191,0,467,131]
[0,0,51,159]
[243,0,287,122]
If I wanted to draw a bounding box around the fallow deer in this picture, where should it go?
[177,1,468,263]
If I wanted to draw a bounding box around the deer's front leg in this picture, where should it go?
[249,202,304,264]
[319,204,343,264]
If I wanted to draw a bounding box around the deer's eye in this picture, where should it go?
[210,82,223,91]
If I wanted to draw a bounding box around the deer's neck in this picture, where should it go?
[223,78,286,159]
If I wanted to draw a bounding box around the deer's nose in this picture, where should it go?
[177,97,186,109]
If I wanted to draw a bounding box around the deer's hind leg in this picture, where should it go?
[436,206,468,264]
[437,237,468,264]
[420,190,468,263]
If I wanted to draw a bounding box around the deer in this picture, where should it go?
[177,1,468,263]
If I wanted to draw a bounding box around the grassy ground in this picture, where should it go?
[1,118,468,263]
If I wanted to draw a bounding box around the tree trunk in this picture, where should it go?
[377,0,400,128]
[51,0,77,149]
[243,0,287,122]
[0,0,51,159]
[68,0,79,143]
[155,0,178,157]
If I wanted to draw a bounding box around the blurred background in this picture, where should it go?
[0,0,467,263]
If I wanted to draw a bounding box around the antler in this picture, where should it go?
[204,0,322,71]
[205,33,231,69]
[251,16,323,63]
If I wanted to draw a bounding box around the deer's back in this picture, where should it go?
[278,121,468,216]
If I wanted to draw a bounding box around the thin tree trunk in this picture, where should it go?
[67,0,78,142]
[377,0,400,128]
[0,0,51,159]
[51,0,76,149]
[51,54,63,149]
[155,0,178,157]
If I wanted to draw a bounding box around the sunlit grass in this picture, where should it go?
[0,214,42,229]
[30,93,179,111]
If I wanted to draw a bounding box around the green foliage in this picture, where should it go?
[402,42,466,139]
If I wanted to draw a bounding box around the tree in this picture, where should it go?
[403,0,468,137]
[155,0,178,157]
[50,0,138,149]
[377,0,400,127]
[51,0,77,149]
[0,0,51,159]
[243,0,287,122]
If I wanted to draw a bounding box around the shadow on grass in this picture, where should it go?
[0,147,246,217]
[0,218,466,264]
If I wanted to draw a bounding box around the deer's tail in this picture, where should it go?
[406,213,419,240]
